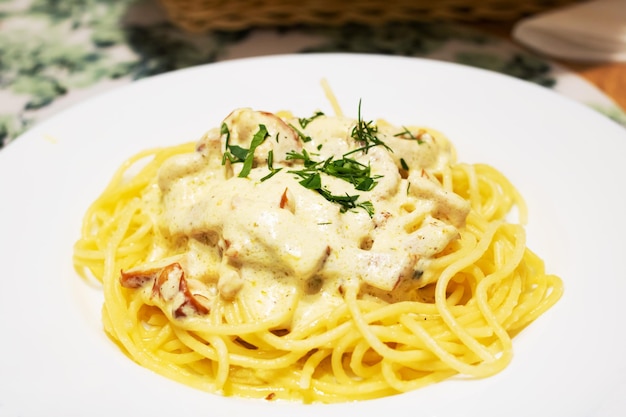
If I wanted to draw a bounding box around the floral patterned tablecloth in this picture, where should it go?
[1,0,625,149]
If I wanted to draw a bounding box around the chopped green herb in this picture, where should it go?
[223,103,384,216]
[288,153,379,192]
[347,100,391,156]
[317,189,374,216]
[287,157,376,216]
[260,150,283,181]
[238,124,269,178]
[355,176,375,191]
[322,157,379,191]
[288,165,376,216]
[290,123,313,142]
[400,158,409,171]
[356,200,375,217]
[298,111,325,128]
[297,172,322,189]
[222,123,245,164]
[286,149,318,168]
[395,126,424,144]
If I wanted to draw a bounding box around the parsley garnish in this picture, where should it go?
[287,150,379,191]
[298,111,324,128]
[297,171,322,189]
[280,102,397,216]
[260,150,283,181]
[394,126,425,144]
[286,149,319,168]
[322,158,379,191]
[298,179,374,217]
[221,123,270,178]
[221,123,248,164]
[347,100,391,156]
[290,111,325,143]
[239,124,269,177]
[220,104,388,217]
[286,148,380,216]
[319,189,375,217]
[289,124,313,143]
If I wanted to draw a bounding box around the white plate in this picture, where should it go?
[1,53,625,416]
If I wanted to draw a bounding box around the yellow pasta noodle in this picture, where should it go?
[74,103,562,403]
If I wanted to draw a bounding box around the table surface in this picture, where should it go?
[477,21,626,111]
[0,1,624,149]
[567,61,626,110]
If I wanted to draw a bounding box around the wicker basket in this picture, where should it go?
[159,0,581,33]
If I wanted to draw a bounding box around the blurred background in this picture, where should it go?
[1,0,624,148]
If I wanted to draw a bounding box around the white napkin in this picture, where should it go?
[512,0,626,62]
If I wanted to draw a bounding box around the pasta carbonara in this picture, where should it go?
[73,102,563,403]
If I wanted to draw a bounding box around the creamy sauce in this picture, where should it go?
[141,108,470,331]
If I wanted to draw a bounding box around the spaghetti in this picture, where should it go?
[73,103,562,403]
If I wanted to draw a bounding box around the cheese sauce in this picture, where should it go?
[143,108,470,331]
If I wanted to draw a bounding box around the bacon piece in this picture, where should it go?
[120,268,160,289]
[279,187,295,213]
[279,188,289,209]
[174,272,209,318]
[120,263,209,318]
